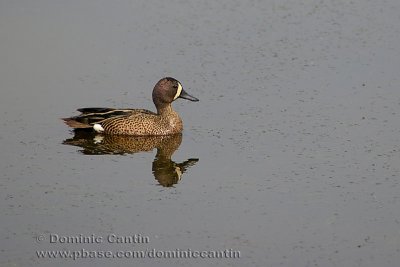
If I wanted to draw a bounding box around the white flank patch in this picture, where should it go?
[173,82,183,100]
[93,124,104,133]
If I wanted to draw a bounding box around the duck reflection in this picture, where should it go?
[63,131,198,187]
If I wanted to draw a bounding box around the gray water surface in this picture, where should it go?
[1,1,400,266]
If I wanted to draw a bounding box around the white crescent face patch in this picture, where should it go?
[173,82,183,100]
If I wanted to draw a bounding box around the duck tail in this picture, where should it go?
[61,118,92,129]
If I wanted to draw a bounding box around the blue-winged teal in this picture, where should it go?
[62,77,199,135]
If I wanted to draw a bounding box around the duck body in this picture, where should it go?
[62,77,198,136]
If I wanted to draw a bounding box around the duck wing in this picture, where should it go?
[62,108,156,129]
[77,107,117,114]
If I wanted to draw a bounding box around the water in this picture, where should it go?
[1,1,400,266]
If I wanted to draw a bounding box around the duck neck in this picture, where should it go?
[156,103,175,116]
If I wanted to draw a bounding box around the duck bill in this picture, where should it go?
[179,89,199,102]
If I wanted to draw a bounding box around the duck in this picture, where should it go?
[62,77,199,135]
